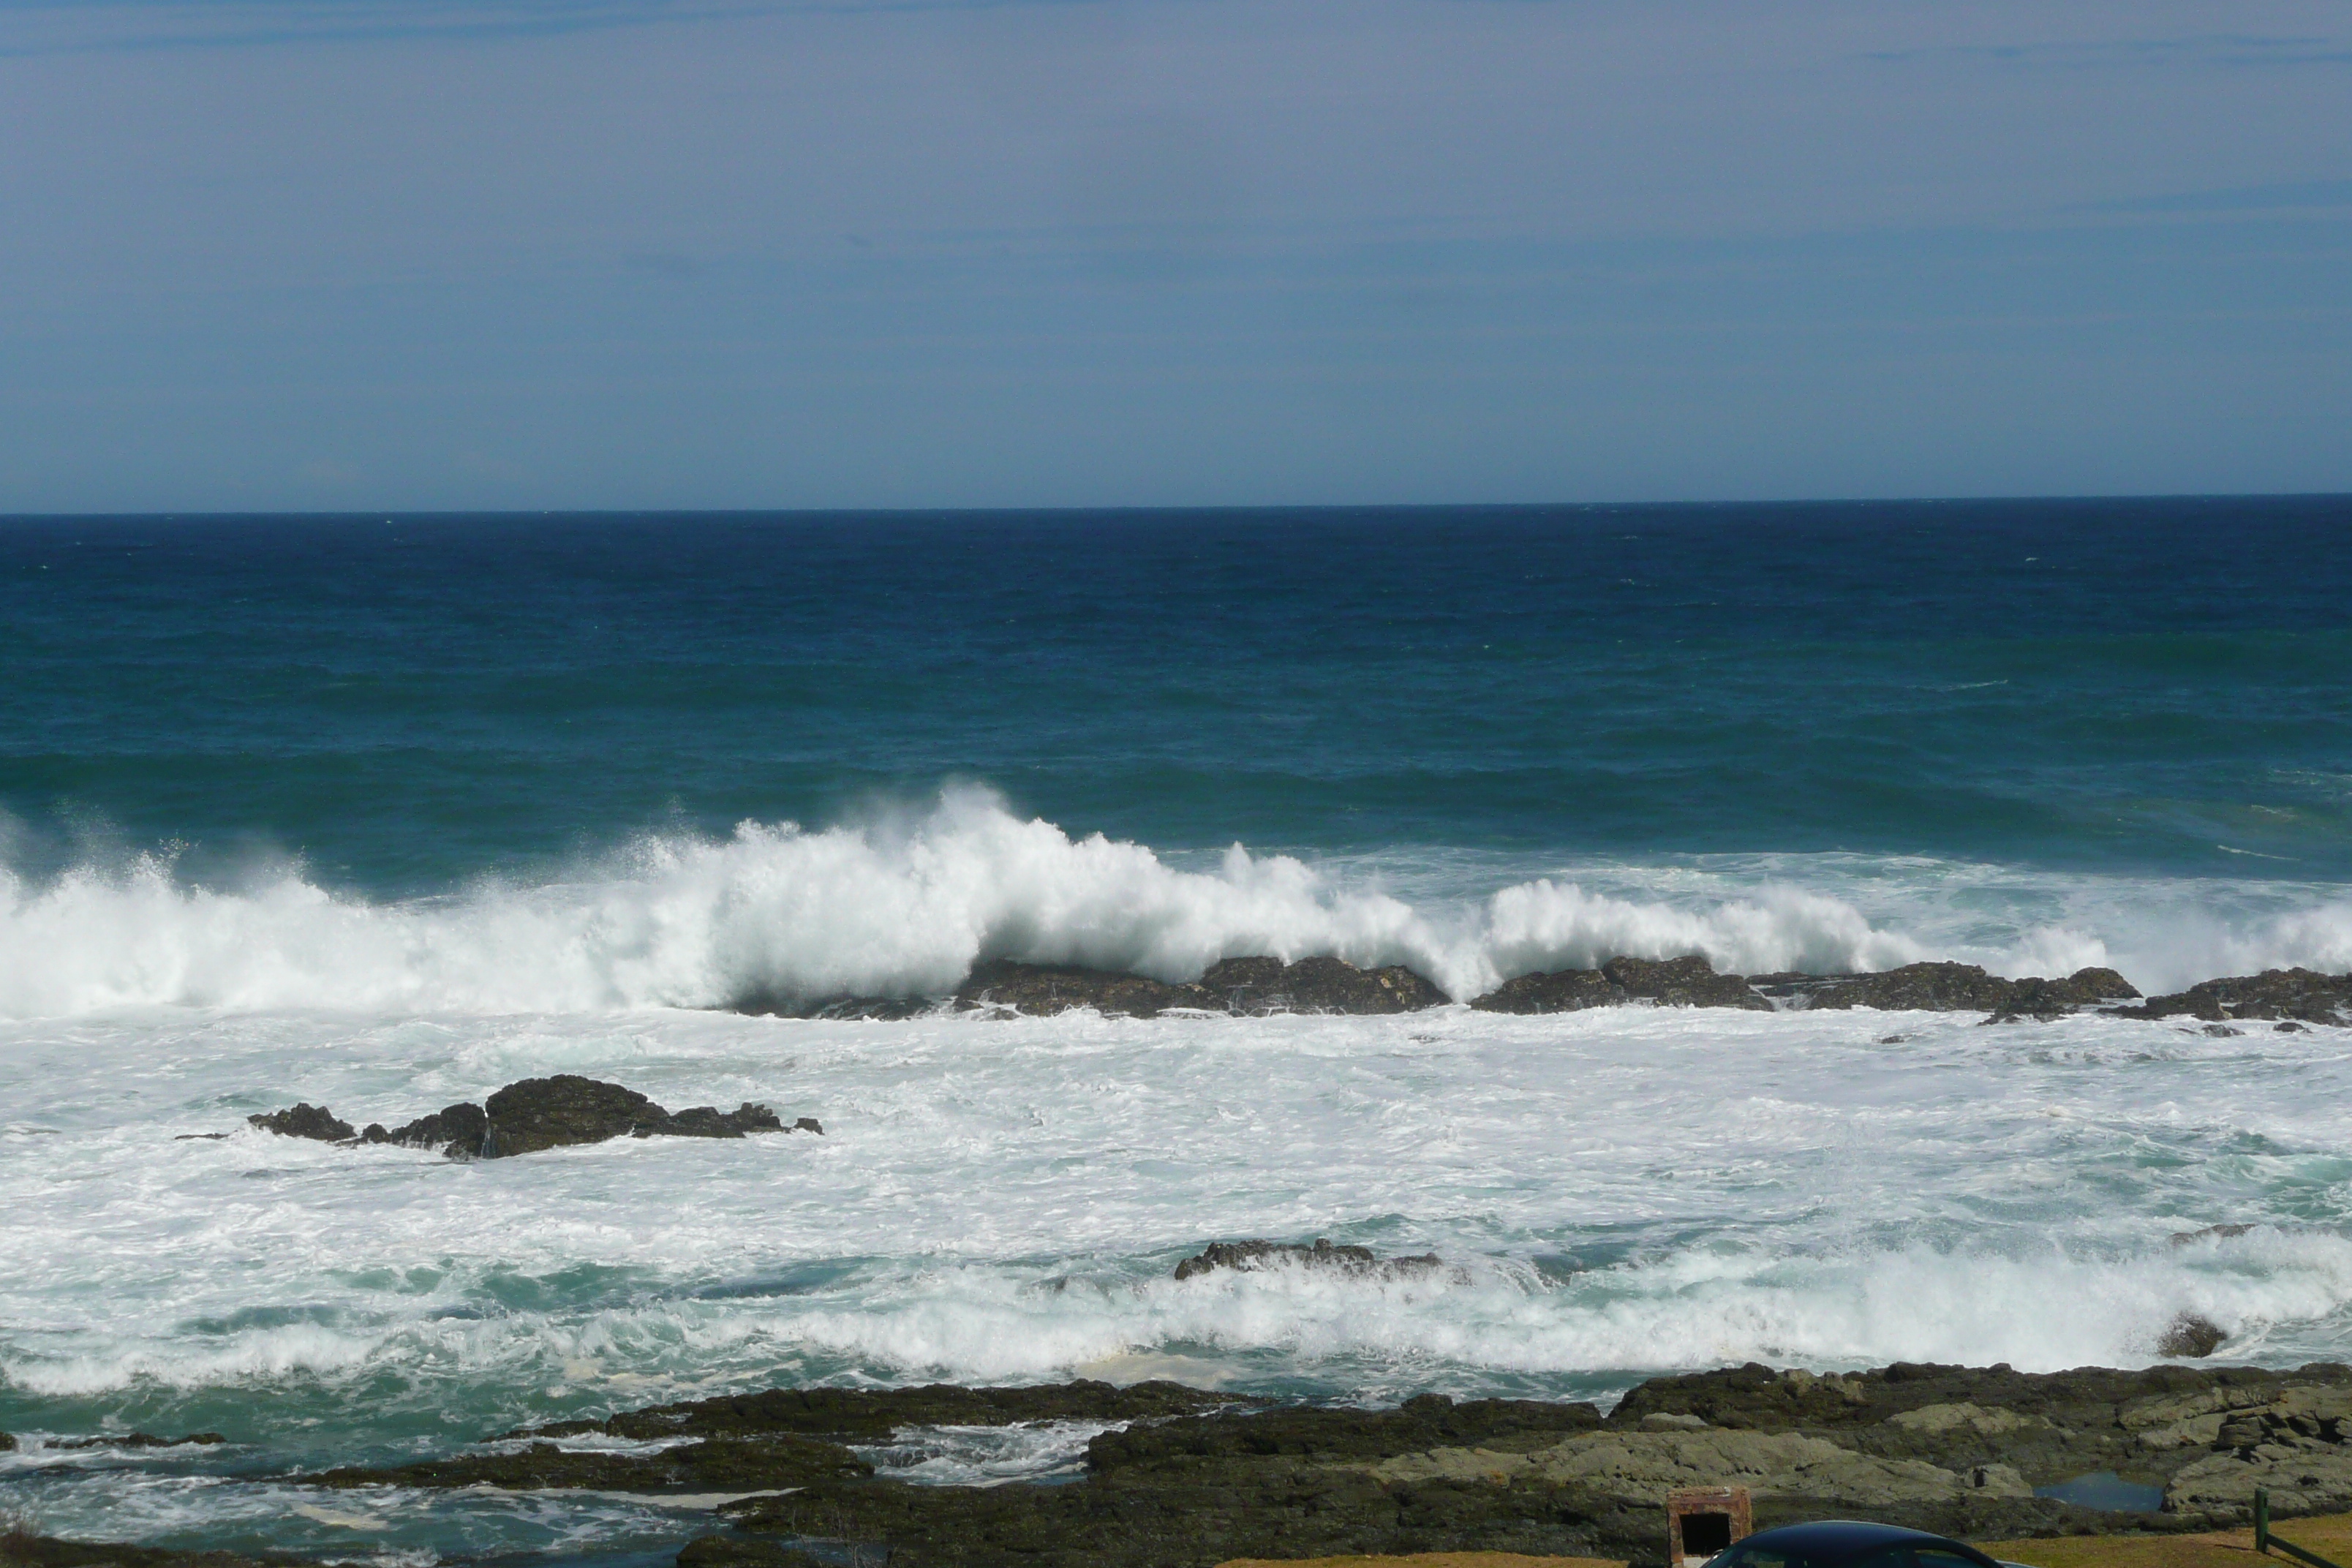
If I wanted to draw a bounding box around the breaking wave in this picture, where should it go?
[0,787,2348,1019]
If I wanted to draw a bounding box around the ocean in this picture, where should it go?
[2,498,2351,1560]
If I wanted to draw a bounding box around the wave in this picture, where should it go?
[10,1229,2352,1402]
[0,787,2347,1019]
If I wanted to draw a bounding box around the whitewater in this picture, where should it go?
[4,501,2351,1558]
[5,790,2352,1018]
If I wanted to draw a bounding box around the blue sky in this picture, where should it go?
[1,0,2347,509]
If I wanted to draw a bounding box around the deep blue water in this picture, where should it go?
[4,497,2348,892]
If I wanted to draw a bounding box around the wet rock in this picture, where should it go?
[954,960,1214,1018]
[1171,1237,1444,1282]
[0,1536,320,1568]
[1602,955,1770,1010]
[261,1078,807,1160]
[513,1379,1254,1445]
[794,1117,823,1134]
[1200,956,1447,1014]
[2204,1025,2246,1039]
[1,1429,14,1451]
[48,1431,225,1450]
[2170,1224,2255,1246]
[1473,955,1766,1014]
[1806,963,2135,1015]
[376,1101,489,1155]
[2116,968,2352,1025]
[1469,968,1621,1014]
[245,1104,354,1142]
[735,992,941,1021]
[303,1434,872,1494]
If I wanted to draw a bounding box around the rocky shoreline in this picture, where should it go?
[739,954,2352,1027]
[20,1360,2352,1568]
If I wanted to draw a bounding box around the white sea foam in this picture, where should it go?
[0,788,2347,1019]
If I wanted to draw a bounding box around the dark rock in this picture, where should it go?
[509,1379,1252,1446]
[668,1104,788,1138]
[379,1100,489,1156]
[734,992,941,1020]
[1808,963,2134,1016]
[1474,955,1767,1013]
[2116,968,2352,1025]
[1172,1237,1444,1282]
[173,1132,229,1140]
[794,1117,823,1134]
[245,1104,354,1142]
[955,960,1214,1018]
[354,1080,805,1160]
[954,956,1447,1018]
[0,1535,319,1568]
[479,1074,671,1156]
[2170,1224,2255,1245]
[303,1433,872,1494]
[2204,1024,2245,1038]
[2279,1020,2309,1033]
[1602,955,1770,1010]
[1,1429,13,1451]
[48,1431,225,1450]
[1469,968,1620,1014]
[2157,1313,2228,1357]
[1201,955,1447,1014]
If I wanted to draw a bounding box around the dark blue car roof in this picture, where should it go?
[1732,1520,1999,1567]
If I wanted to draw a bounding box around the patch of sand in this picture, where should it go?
[1982,1514,2352,1568]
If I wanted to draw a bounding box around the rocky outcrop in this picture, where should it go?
[955,960,1214,1017]
[1199,957,1448,1014]
[954,957,1446,1018]
[0,1536,320,1568]
[287,1363,2352,1568]
[246,1076,808,1160]
[1798,962,2138,1015]
[1472,956,1769,1014]
[2116,969,2352,1025]
[1172,1237,1444,1281]
[244,1104,353,1142]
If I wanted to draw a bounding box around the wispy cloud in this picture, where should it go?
[1863,34,2352,70]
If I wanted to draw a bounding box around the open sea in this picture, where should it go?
[4,498,2351,1560]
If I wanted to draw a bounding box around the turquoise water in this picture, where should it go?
[2,499,2351,1561]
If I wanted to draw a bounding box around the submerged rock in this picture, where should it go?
[244,1104,353,1142]
[249,1076,805,1160]
[2116,968,2352,1025]
[48,1431,225,1450]
[1171,1237,1444,1281]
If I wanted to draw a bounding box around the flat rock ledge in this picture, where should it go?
[267,1359,2352,1568]
[246,1074,821,1159]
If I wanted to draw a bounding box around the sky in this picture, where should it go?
[1,0,2348,510]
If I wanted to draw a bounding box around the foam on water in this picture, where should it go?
[3,794,2351,1551]
[3,791,2350,1020]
